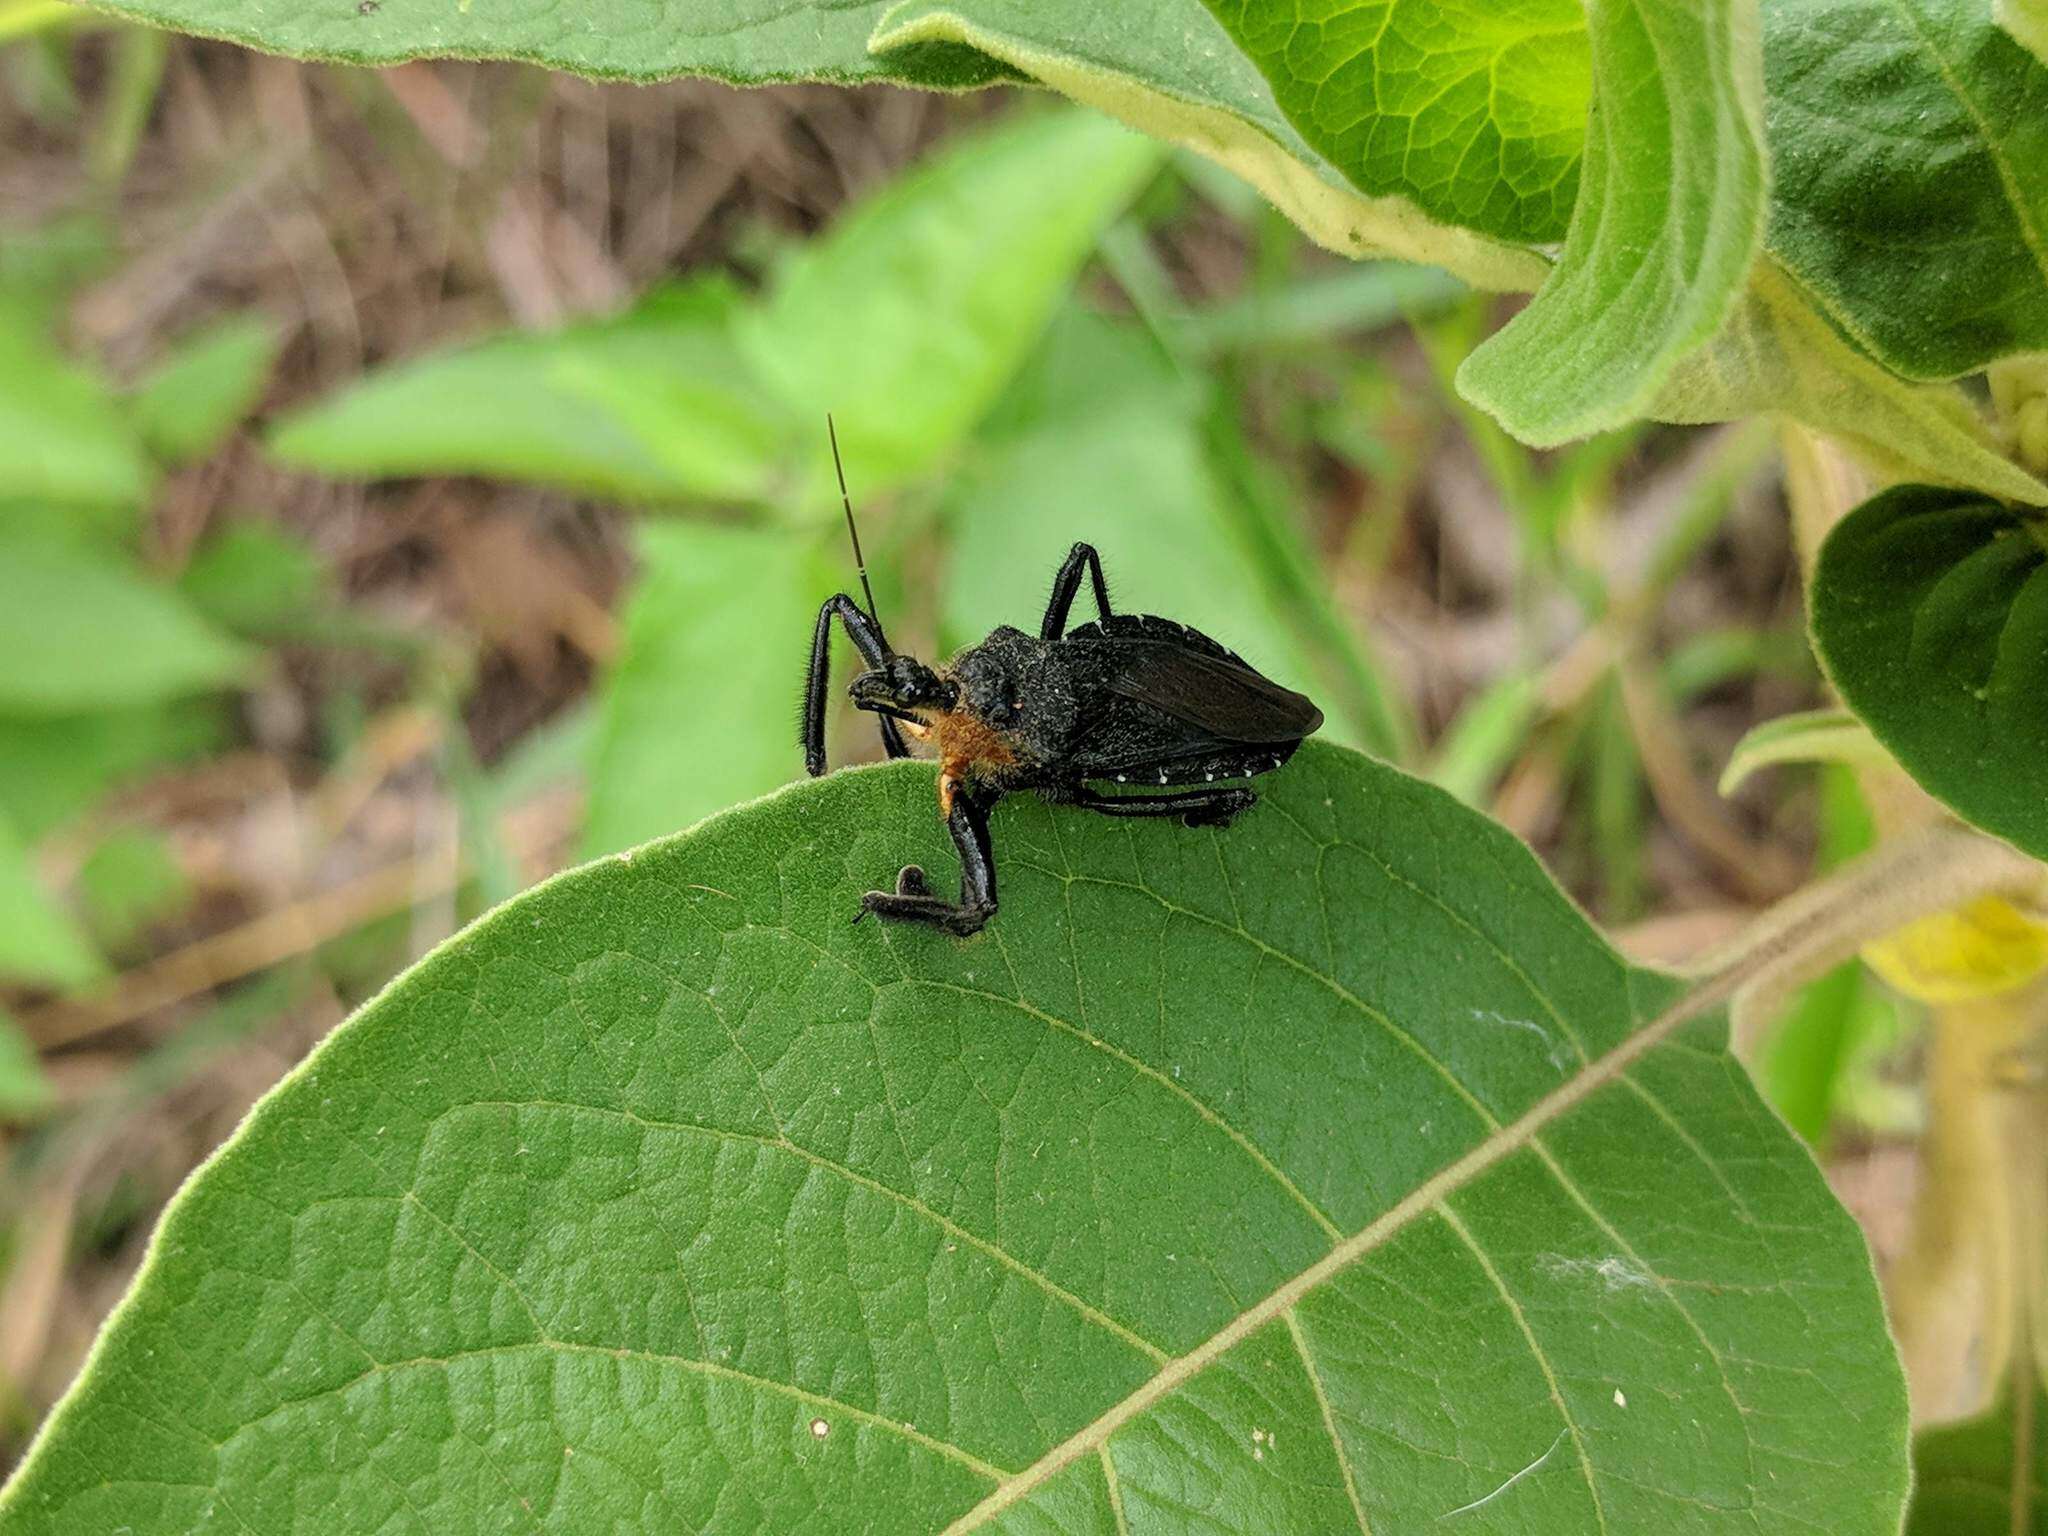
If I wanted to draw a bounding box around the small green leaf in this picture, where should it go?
[0,700,230,841]
[0,529,254,714]
[868,2,1549,290]
[0,745,1908,1532]
[583,520,825,856]
[129,315,279,466]
[0,308,152,513]
[1457,0,1768,443]
[1907,1387,2048,1533]
[78,826,190,953]
[1655,261,2048,506]
[0,1005,54,1122]
[1199,0,1590,246]
[2002,0,2048,64]
[177,519,327,638]
[1719,707,1889,796]
[1763,0,2048,381]
[0,810,101,992]
[57,0,1012,87]
[270,279,787,504]
[1811,485,2048,861]
[739,109,1161,487]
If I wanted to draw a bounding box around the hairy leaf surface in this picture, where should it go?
[1458,0,1767,442]
[1200,0,1589,245]
[1763,0,2048,380]
[868,1,1548,290]
[53,0,1011,87]
[1654,262,2048,505]
[1812,485,2048,863]
[1,745,1907,1532]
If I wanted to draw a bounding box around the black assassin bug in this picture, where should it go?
[803,419,1322,936]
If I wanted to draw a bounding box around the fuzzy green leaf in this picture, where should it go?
[0,745,1907,1533]
[1457,0,1768,443]
[52,0,1013,87]
[1654,262,2048,506]
[1199,0,1589,246]
[1811,485,2048,862]
[1718,707,1888,796]
[868,2,1549,290]
[1763,0,2048,381]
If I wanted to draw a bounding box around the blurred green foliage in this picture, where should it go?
[0,216,277,1045]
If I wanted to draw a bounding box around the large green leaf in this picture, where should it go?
[1763,0,2048,381]
[583,520,826,856]
[1811,485,2048,862]
[1457,0,1767,443]
[1199,0,1589,246]
[269,279,788,504]
[1655,261,2048,506]
[0,745,1908,1532]
[737,109,1160,488]
[868,2,1549,290]
[55,0,1010,86]
[0,529,254,714]
[1907,1388,2048,1533]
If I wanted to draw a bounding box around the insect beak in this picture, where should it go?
[847,669,900,714]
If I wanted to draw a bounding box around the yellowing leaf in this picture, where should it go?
[1863,893,2048,1003]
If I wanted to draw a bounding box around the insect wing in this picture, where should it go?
[1106,640,1322,745]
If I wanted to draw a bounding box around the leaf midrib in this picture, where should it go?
[938,952,1749,1533]
[1881,0,2048,288]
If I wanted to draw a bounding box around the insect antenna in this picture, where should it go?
[827,414,884,632]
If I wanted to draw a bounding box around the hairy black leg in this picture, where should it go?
[1039,542,1115,642]
[803,594,909,777]
[1071,783,1257,828]
[859,791,997,936]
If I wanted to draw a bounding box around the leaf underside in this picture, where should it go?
[1812,486,2048,864]
[1,744,1906,1533]
[1457,0,1768,443]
